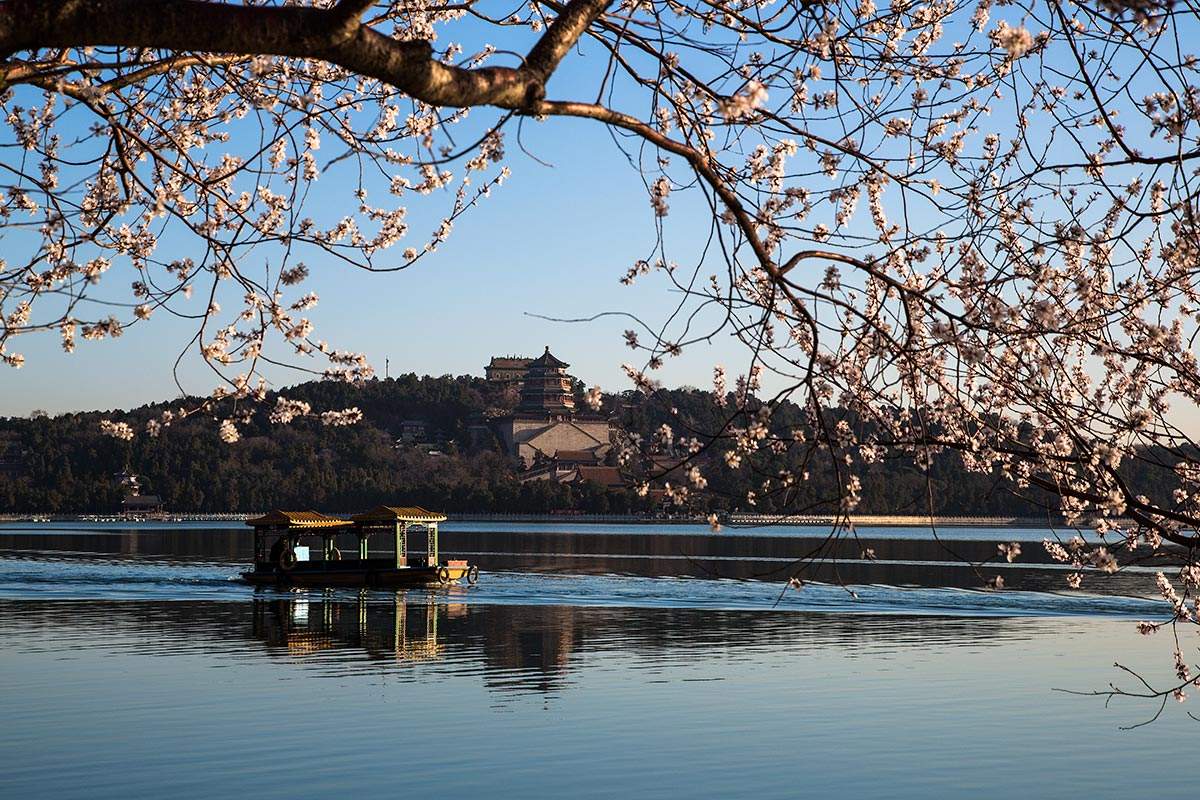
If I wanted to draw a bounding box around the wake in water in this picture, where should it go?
[0,554,1170,619]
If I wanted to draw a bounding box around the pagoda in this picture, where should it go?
[517,347,575,414]
[488,346,616,471]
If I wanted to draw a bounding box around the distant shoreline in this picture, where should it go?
[0,512,1080,528]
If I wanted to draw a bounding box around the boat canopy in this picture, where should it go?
[245,510,352,529]
[242,504,466,580]
[350,506,447,525]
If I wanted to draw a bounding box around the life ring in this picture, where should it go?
[436,566,451,585]
[279,547,298,571]
[327,546,341,561]
[466,565,480,585]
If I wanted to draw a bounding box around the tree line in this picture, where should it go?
[0,373,1158,517]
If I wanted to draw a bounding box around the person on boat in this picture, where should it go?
[268,536,285,566]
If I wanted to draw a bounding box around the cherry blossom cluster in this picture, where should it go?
[585,0,1200,696]
[1,2,511,441]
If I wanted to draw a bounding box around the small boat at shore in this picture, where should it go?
[241,506,478,589]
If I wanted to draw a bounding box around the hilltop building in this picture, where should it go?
[491,347,617,476]
[485,355,534,385]
[515,348,575,414]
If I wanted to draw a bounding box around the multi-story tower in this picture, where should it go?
[517,347,575,415]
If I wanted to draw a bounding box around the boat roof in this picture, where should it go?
[245,510,352,529]
[351,505,447,524]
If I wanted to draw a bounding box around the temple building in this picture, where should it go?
[484,355,534,385]
[491,347,616,472]
[516,348,575,413]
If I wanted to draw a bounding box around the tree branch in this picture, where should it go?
[0,0,612,109]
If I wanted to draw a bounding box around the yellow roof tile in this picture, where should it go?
[350,505,447,524]
[245,510,352,528]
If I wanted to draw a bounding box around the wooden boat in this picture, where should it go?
[240,506,478,588]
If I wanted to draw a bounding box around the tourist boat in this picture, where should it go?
[241,506,478,588]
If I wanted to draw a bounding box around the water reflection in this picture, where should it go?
[3,595,1195,799]
[1,593,1113,699]
[249,593,585,695]
[253,593,448,661]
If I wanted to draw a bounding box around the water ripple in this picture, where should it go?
[0,555,1169,618]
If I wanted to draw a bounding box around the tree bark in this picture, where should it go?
[0,0,611,109]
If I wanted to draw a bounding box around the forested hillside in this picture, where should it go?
[0,374,1134,516]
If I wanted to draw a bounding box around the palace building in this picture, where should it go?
[484,355,534,385]
[491,347,616,473]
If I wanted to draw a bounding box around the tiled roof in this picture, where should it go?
[572,466,626,489]
[526,346,569,369]
[488,356,532,368]
[245,510,352,528]
[555,449,603,463]
[350,505,448,523]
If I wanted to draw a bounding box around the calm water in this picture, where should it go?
[0,524,1195,798]
[0,518,1117,540]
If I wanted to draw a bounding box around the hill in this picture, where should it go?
[0,374,1080,516]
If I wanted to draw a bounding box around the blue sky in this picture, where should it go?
[8,8,1200,432]
[2,105,740,417]
[4,15,778,418]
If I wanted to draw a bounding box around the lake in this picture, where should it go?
[0,523,1194,798]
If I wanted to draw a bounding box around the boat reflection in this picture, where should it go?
[1,591,1124,708]
[249,592,581,694]
[253,592,451,661]
[242,590,1082,700]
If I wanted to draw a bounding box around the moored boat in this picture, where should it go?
[240,506,478,588]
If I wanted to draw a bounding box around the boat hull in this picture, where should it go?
[241,563,472,589]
